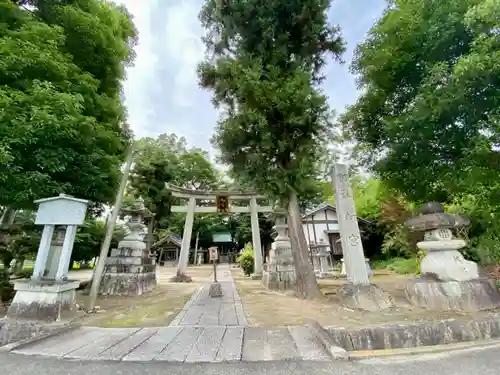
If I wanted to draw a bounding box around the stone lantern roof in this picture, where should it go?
[404,202,470,232]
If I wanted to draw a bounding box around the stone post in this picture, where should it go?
[176,196,196,280]
[249,196,263,278]
[56,225,78,280]
[332,164,369,285]
[31,225,55,280]
[331,164,394,311]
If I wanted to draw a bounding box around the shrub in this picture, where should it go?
[237,243,254,276]
[372,257,417,274]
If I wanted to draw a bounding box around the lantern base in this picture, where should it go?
[405,276,500,312]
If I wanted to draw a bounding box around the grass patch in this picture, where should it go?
[372,258,417,275]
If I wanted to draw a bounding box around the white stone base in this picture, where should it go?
[7,279,79,322]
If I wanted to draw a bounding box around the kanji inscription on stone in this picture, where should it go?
[345,212,357,221]
[332,163,370,285]
[348,234,361,247]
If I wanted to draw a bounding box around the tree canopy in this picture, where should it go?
[198,0,345,298]
[0,0,137,210]
[342,0,500,204]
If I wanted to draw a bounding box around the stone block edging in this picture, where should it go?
[0,321,82,352]
[325,313,500,352]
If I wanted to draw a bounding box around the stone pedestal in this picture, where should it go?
[100,198,156,296]
[100,247,157,295]
[262,209,296,291]
[209,282,223,297]
[339,283,395,312]
[405,277,500,311]
[7,279,79,322]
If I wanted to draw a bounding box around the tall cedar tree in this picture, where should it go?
[197,0,344,299]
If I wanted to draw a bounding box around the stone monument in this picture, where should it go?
[404,202,500,311]
[7,194,88,321]
[332,164,394,311]
[100,198,157,296]
[261,208,296,291]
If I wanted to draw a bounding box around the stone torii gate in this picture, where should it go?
[166,184,273,280]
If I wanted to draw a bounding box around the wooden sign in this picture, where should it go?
[209,247,219,261]
[216,195,229,213]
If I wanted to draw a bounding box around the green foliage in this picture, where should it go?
[237,243,254,276]
[198,0,344,204]
[14,268,33,279]
[72,218,126,263]
[342,0,500,207]
[0,1,137,209]
[130,133,221,233]
[372,257,417,275]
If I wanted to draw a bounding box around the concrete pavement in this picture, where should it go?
[3,344,500,375]
[9,265,331,362]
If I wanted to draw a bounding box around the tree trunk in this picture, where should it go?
[0,206,17,227]
[287,190,323,300]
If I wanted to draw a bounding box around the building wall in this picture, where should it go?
[301,208,340,246]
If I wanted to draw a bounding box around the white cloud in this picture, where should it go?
[113,0,161,138]
[164,0,206,107]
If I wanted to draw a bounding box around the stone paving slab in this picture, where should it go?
[170,266,247,327]
[10,266,332,363]
[12,325,331,362]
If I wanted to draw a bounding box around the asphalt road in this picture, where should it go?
[2,345,500,375]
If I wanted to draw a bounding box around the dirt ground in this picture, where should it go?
[232,269,495,328]
[74,265,213,328]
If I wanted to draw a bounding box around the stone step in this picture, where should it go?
[12,325,331,363]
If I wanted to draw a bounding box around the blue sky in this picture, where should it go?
[115,0,387,160]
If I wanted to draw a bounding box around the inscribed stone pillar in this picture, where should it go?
[332,163,370,285]
[56,224,78,280]
[177,196,196,277]
[249,197,263,276]
[31,225,55,280]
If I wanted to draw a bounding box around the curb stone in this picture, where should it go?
[348,338,500,360]
[0,322,82,353]
[307,321,348,360]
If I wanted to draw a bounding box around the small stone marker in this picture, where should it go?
[208,246,222,298]
[7,194,88,322]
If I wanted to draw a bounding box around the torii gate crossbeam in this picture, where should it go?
[166,183,273,279]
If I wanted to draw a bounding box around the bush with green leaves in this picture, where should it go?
[237,243,254,276]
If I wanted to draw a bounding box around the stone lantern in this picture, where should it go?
[404,202,500,311]
[261,208,296,291]
[100,197,156,296]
